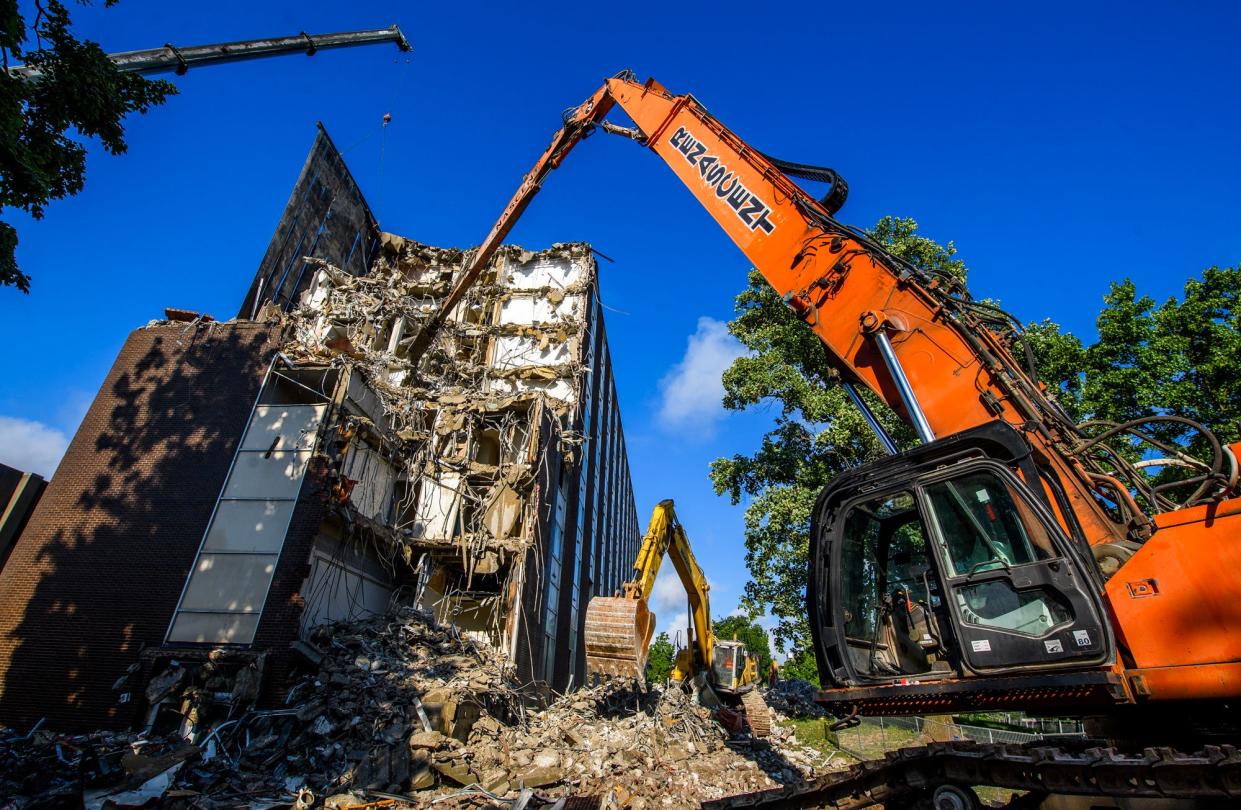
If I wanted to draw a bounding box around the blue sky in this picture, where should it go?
[1,1,1238,651]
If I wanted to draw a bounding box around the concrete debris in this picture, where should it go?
[762,679,828,719]
[0,608,840,808]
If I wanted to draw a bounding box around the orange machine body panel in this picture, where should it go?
[1107,497,1241,682]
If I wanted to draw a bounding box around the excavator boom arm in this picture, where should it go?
[413,72,1129,549]
[663,505,715,673]
[584,500,714,680]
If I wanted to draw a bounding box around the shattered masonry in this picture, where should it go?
[0,607,838,808]
[0,126,640,730]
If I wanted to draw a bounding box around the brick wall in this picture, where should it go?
[249,457,331,704]
[0,321,277,731]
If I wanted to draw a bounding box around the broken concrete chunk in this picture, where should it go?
[407,730,447,750]
[430,755,477,786]
[409,760,436,790]
[532,750,560,770]
[144,665,186,704]
[230,663,262,704]
[515,764,563,788]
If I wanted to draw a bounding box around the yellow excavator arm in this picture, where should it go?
[584,500,773,736]
[584,500,713,681]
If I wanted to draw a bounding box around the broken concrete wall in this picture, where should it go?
[273,237,605,688]
[0,129,640,730]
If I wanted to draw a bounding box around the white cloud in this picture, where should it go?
[651,564,716,647]
[0,416,70,479]
[657,317,748,436]
[651,565,687,616]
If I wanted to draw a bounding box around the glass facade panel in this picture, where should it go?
[169,398,325,645]
[542,475,568,680]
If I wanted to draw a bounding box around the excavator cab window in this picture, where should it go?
[817,425,1113,688]
[839,491,950,679]
[920,462,1108,672]
[833,461,1111,682]
[712,642,741,690]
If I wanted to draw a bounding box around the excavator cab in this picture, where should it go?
[810,423,1122,717]
[710,639,758,694]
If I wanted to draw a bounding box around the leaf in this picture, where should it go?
[0,1,174,292]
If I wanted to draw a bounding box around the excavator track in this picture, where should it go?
[703,740,1241,808]
[584,597,654,682]
[740,689,771,738]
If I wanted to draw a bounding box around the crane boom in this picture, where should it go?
[6,26,410,81]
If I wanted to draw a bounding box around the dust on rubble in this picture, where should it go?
[0,608,842,809]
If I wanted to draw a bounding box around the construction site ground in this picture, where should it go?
[0,606,859,809]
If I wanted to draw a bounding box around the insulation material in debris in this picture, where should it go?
[412,472,462,541]
[300,536,394,631]
[483,482,521,541]
[341,439,398,522]
[505,254,583,290]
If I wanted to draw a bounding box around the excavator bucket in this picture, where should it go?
[584,596,655,682]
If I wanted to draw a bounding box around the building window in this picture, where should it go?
[168,367,329,645]
[541,472,568,681]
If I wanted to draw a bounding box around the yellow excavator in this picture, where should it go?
[583,500,771,736]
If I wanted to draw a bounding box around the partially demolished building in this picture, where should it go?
[0,126,640,730]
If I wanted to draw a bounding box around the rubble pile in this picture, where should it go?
[1,609,840,809]
[762,679,828,720]
[461,682,780,805]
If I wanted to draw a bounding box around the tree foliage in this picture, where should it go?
[712,615,772,676]
[779,647,820,687]
[1032,269,1241,448]
[710,217,962,661]
[0,0,173,291]
[645,632,675,684]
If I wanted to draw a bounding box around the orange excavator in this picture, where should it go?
[408,72,1241,805]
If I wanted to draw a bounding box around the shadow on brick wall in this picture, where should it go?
[0,322,275,731]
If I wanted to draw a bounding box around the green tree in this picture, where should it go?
[1029,268,1241,502]
[1,0,173,292]
[712,615,773,676]
[779,647,820,687]
[645,632,675,684]
[1035,269,1241,448]
[709,217,965,663]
